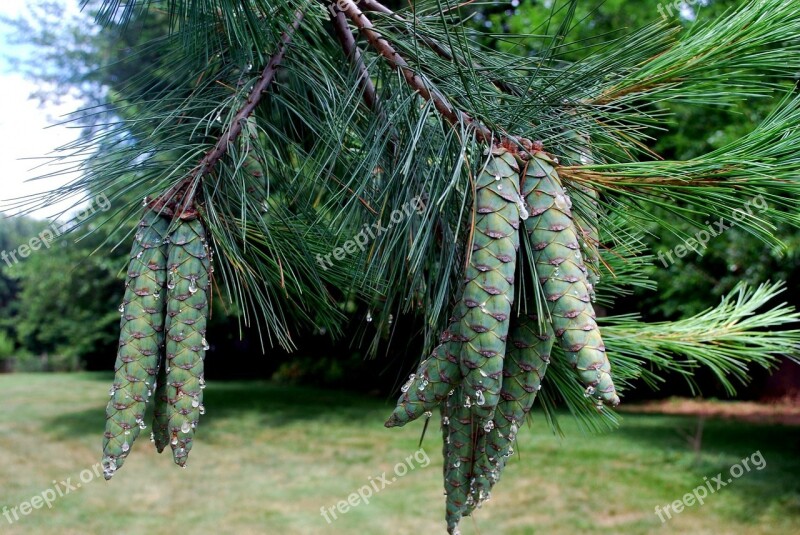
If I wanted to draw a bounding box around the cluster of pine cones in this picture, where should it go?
[102,211,211,479]
[386,142,620,534]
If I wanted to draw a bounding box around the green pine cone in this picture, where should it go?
[102,210,169,479]
[385,303,466,428]
[523,151,620,406]
[466,312,553,509]
[562,129,601,297]
[443,387,476,535]
[151,360,170,453]
[458,147,521,424]
[164,218,211,467]
[485,312,553,496]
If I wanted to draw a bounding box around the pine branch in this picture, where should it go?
[359,0,520,96]
[603,281,800,395]
[331,9,380,112]
[149,9,305,219]
[339,0,497,144]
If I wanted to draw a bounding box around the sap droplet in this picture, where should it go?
[494,174,501,181]
[137,418,146,430]
[400,374,415,393]
[191,396,200,408]
[124,429,131,436]
[518,202,529,221]
[202,337,210,351]
[584,385,596,397]
[475,390,486,406]
[121,441,130,452]
[424,411,433,418]
[199,405,206,415]
[418,378,429,390]
[464,396,472,408]
[188,277,198,294]
[199,377,207,389]
[181,421,191,434]
[135,251,143,259]
[497,184,503,190]
[453,460,461,468]
[171,435,178,445]
[388,314,394,326]
[108,386,116,397]
[150,432,155,442]
[483,420,494,432]
[366,310,373,323]
[142,197,148,207]
[442,416,450,425]
[118,303,125,313]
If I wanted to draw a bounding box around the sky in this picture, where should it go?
[0,0,86,220]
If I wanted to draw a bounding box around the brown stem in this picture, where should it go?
[359,0,520,96]
[339,0,496,143]
[331,9,380,112]
[150,10,305,219]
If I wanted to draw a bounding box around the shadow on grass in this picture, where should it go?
[615,414,800,524]
[43,381,392,439]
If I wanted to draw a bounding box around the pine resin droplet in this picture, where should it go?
[475,390,486,406]
[181,421,191,434]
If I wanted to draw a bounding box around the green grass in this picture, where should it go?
[0,373,799,534]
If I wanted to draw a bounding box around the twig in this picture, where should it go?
[359,0,521,96]
[331,9,380,113]
[339,0,497,143]
[150,10,305,219]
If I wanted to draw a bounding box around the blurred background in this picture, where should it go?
[0,1,798,534]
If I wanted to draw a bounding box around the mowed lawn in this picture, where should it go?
[0,373,798,535]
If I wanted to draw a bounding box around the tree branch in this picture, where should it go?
[339,0,497,143]
[150,10,305,219]
[331,9,380,112]
[359,0,521,96]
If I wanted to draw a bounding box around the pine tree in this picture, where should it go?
[17,0,800,531]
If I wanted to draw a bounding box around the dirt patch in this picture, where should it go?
[619,397,800,426]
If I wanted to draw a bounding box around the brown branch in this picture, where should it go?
[359,0,521,96]
[339,0,497,144]
[331,9,380,112]
[150,10,305,219]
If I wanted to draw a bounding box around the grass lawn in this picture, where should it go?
[0,372,798,534]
